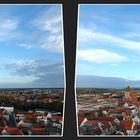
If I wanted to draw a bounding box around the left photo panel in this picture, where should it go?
[0,4,65,137]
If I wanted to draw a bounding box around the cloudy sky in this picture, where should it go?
[0,4,64,88]
[76,5,140,88]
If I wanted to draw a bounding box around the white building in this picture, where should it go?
[0,106,14,113]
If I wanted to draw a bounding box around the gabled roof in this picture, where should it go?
[17,120,25,126]
[46,113,52,118]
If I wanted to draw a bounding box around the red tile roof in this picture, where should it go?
[86,120,97,126]
[4,128,24,135]
[25,114,36,120]
[133,125,140,130]
[31,128,46,131]
[88,117,115,122]
[78,117,85,125]
[119,120,133,130]
[51,116,62,122]
[124,109,131,116]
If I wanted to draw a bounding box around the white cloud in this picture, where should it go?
[34,5,62,33]
[77,49,127,63]
[0,19,18,31]
[39,16,61,34]
[19,43,33,49]
[19,6,63,53]
[4,58,64,87]
[0,6,63,53]
[123,32,140,39]
[31,6,63,52]
[0,18,19,42]
[5,59,64,77]
[78,27,140,52]
[0,77,36,84]
[40,35,63,52]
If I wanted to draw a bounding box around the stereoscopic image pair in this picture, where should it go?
[0,4,140,137]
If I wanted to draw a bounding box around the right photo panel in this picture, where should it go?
[76,4,140,136]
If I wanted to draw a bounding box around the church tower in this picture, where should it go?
[124,86,137,103]
[125,86,131,100]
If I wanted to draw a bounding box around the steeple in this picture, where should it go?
[126,85,131,92]
[124,85,138,103]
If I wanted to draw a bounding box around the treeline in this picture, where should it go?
[0,97,63,113]
[77,88,119,95]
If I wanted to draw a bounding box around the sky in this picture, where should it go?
[0,4,64,88]
[76,5,140,88]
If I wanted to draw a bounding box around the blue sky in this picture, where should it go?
[0,4,64,88]
[77,5,140,88]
